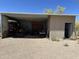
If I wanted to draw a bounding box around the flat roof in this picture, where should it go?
[1,12,77,21]
[0,12,77,16]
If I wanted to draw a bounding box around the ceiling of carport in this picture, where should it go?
[3,13,48,21]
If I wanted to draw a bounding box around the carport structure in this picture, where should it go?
[1,13,49,38]
[0,13,76,40]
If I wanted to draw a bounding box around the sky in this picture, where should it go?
[0,0,79,21]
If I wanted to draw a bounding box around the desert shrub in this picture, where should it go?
[64,43,69,47]
[75,22,79,36]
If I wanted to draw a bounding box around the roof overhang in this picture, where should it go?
[0,12,76,21]
[1,12,49,21]
[1,12,77,16]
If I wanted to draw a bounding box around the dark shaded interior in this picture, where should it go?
[7,17,48,38]
[64,23,72,38]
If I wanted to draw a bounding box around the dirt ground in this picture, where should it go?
[0,38,79,59]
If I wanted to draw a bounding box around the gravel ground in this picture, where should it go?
[0,38,79,59]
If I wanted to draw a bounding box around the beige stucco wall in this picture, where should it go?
[49,15,75,40]
[2,15,8,38]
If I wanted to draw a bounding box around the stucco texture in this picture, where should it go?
[49,15,75,39]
